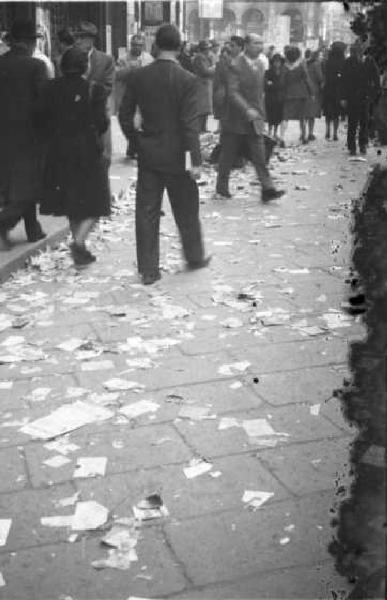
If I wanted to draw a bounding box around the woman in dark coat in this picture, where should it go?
[282,46,313,144]
[264,53,285,140]
[304,49,324,141]
[39,47,110,266]
[322,42,346,141]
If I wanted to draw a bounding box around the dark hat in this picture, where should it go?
[198,40,211,51]
[10,19,41,41]
[73,21,98,38]
[60,47,88,75]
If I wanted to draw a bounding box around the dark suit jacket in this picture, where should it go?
[341,56,380,106]
[88,48,115,98]
[192,52,214,115]
[222,54,266,135]
[0,45,48,206]
[119,58,201,174]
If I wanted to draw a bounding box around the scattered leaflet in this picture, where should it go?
[43,455,71,468]
[104,378,145,392]
[0,519,11,546]
[119,400,159,419]
[184,458,213,479]
[73,457,107,478]
[20,401,114,439]
[218,361,250,376]
[72,501,109,530]
[242,491,274,509]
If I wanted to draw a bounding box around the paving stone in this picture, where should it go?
[0,446,29,492]
[174,403,343,459]
[228,337,349,374]
[258,437,352,495]
[24,423,191,486]
[0,483,76,551]
[173,561,351,599]
[165,492,339,586]
[252,365,345,406]
[0,530,186,599]
[77,452,291,522]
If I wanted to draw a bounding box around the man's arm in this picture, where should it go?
[180,75,202,167]
[227,65,253,117]
[102,54,115,96]
[118,71,138,139]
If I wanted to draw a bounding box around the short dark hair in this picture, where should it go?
[155,24,181,51]
[57,28,74,47]
[285,46,301,63]
[61,47,88,75]
[230,35,244,49]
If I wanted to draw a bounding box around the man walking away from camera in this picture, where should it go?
[0,19,48,250]
[119,24,210,286]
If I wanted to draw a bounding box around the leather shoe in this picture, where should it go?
[187,255,212,271]
[215,188,232,199]
[141,271,161,285]
[261,188,285,203]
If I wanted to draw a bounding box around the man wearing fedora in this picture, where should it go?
[192,40,215,132]
[119,24,210,286]
[216,33,284,203]
[0,19,48,250]
[73,21,115,166]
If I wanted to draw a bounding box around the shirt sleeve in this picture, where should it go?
[118,70,138,139]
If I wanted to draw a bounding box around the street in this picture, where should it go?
[0,119,377,599]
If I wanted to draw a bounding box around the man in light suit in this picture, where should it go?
[216,34,284,203]
[119,24,209,285]
[73,21,114,165]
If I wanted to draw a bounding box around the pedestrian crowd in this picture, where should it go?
[0,19,386,286]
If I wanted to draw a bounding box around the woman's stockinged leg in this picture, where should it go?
[325,118,331,139]
[73,218,97,246]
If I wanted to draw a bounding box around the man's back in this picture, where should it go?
[88,48,114,97]
[119,58,200,172]
[0,47,46,141]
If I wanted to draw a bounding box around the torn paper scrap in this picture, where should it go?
[0,572,5,587]
[28,387,51,403]
[0,519,12,546]
[242,491,274,509]
[178,405,211,421]
[55,492,80,508]
[104,379,145,392]
[41,515,74,528]
[44,440,80,455]
[242,419,277,438]
[218,361,250,376]
[310,404,321,416]
[81,360,114,372]
[19,401,114,440]
[72,501,109,531]
[43,455,71,468]
[56,338,84,352]
[73,457,107,479]
[218,417,241,431]
[220,318,243,329]
[92,548,138,570]
[184,459,213,479]
[119,400,159,419]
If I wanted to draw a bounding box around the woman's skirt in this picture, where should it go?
[283,98,308,121]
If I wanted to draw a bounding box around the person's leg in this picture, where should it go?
[216,132,240,197]
[347,107,358,154]
[246,134,275,191]
[166,172,206,268]
[359,101,369,152]
[280,119,287,143]
[23,203,46,242]
[308,118,315,140]
[135,166,164,279]
[333,118,339,140]
[300,119,307,142]
[325,117,331,139]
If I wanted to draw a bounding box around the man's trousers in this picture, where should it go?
[217,132,274,194]
[136,166,205,276]
[347,100,369,152]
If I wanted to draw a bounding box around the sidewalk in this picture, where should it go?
[0,119,382,599]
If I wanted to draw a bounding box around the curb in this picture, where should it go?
[0,224,69,284]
